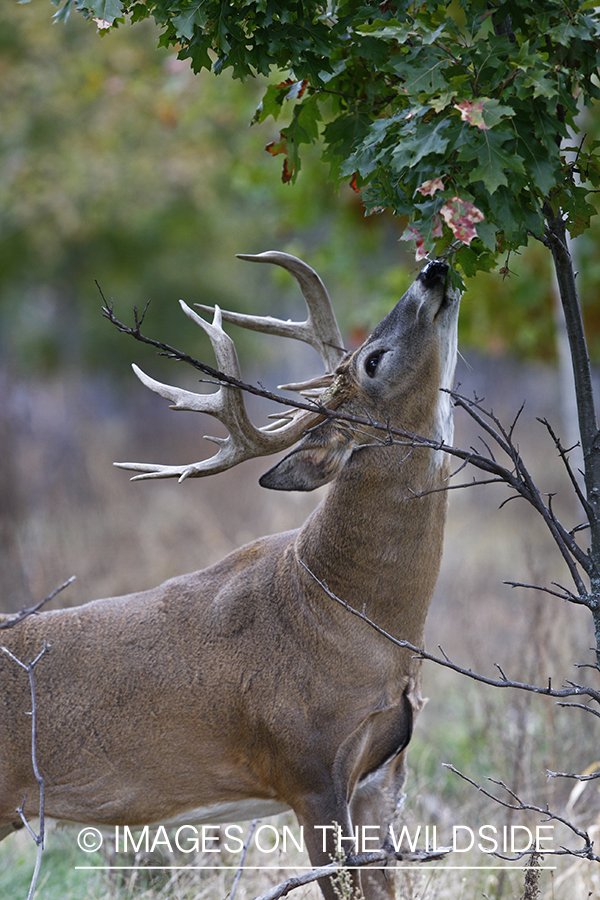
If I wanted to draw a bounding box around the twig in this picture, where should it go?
[555,701,600,719]
[1,642,50,900]
[0,577,76,630]
[103,294,597,605]
[251,846,449,900]
[443,765,599,861]
[100,290,331,420]
[230,818,259,900]
[546,769,600,782]
[299,561,600,708]
[537,417,591,517]
[448,390,591,594]
[503,580,586,606]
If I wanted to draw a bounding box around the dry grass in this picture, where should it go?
[1,354,599,899]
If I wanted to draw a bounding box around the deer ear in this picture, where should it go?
[259,422,356,492]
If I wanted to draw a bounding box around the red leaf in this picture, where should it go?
[266,137,288,157]
[282,158,294,183]
[349,172,360,194]
[416,177,445,197]
[454,100,489,130]
[297,78,309,99]
[400,225,429,261]
[439,196,485,245]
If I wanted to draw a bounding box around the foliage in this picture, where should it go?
[4,0,600,372]
[2,1,389,374]
[44,0,600,279]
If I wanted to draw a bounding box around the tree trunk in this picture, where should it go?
[545,210,600,659]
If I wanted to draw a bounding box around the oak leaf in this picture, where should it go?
[454,99,489,130]
[439,196,485,245]
[416,177,445,197]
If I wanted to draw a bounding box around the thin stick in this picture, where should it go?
[251,846,449,900]
[299,561,600,707]
[230,818,259,900]
[1,643,50,900]
[0,577,75,631]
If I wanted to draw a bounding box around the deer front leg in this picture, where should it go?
[348,682,420,899]
[349,750,409,900]
[295,794,361,900]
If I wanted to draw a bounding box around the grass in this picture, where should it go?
[1,827,107,899]
[1,356,599,899]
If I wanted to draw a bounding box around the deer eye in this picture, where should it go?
[364,350,384,378]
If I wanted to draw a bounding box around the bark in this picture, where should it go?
[545,209,600,659]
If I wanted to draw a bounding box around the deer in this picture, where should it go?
[0,252,460,899]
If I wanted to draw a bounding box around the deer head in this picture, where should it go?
[115,254,458,494]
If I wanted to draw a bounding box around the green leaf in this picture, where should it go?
[391,119,451,171]
[480,99,515,129]
[396,54,449,96]
[295,99,321,144]
[89,0,123,21]
[171,2,209,41]
[460,130,525,194]
[356,18,416,41]
[254,82,293,124]
[41,0,600,280]
[560,186,597,237]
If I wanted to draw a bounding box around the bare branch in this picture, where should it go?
[504,580,586,606]
[300,561,600,707]
[443,765,599,861]
[103,289,595,601]
[100,290,329,418]
[1,642,51,900]
[546,769,600,781]
[508,400,526,442]
[537,417,592,518]
[449,390,513,458]
[0,577,76,631]
[574,660,600,672]
[409,477,507,499]
[555,701,600,719]
[251,846,449,900]
[447,389,592,594]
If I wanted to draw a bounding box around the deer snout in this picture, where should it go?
[417,259,448,287]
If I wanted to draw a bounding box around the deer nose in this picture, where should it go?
[417,260,448,287]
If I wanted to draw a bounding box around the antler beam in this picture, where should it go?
[115,253,343,481]
[196,251,346,373]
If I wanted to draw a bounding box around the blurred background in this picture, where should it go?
[2,2,600,897]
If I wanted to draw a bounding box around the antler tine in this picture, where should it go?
[114,300,326,482]
[195,251,345,373]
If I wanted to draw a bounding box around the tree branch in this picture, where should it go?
[251,846,449,900]
[0,577,76,631]
[0,642,50,900]
[537,416,592,518]
[546,769,600,782]
[104,295,596,606]
[544,212,600,579]
[443,765,599,862]
[299,561,600,708]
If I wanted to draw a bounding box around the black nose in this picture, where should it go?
[417,260,448,287]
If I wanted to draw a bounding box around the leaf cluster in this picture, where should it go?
[45,0,600,277]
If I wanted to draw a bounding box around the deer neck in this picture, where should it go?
[293,441,449,644]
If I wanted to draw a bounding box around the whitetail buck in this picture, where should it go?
[0,253,460,899]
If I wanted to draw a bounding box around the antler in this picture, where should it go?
[115,253,345,482]
[196,251,345,376]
